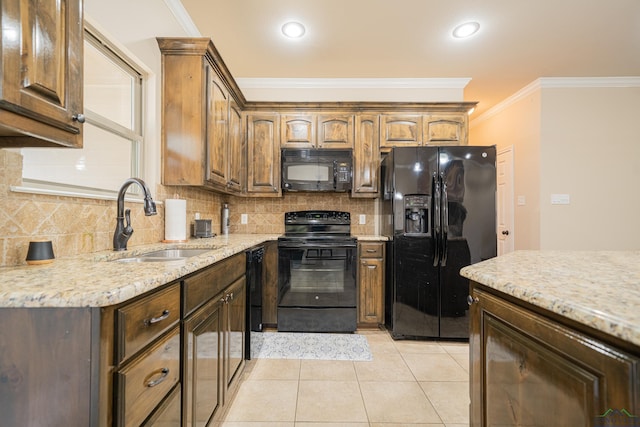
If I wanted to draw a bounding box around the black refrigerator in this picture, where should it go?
[381,146,496,340]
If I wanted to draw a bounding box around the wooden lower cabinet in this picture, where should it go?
[0,254,248,427]
[357,242,385,327]
[223,277,246,401]
[262,240,279,328]
[115,326,181,427]
[183,292,223,426]
[0,308,94,426]
[469,282,640,426]
[143,385,182,426]
[182,253,246,426]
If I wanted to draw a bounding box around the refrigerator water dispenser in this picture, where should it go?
[403,195,430,235]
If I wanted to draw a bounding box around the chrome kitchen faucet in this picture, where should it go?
[113,178,157,251]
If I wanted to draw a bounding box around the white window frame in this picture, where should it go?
[13,21,147,201]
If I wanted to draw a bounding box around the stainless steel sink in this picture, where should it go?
[113,248,212,263]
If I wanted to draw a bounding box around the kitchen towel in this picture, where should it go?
[164,198,187,242]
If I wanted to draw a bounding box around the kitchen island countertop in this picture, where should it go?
[460,250,640,348]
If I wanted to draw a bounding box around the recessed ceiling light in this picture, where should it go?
[452,21,480,39]
[282,21,306,38]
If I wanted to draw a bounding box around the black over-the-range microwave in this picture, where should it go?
[281,148,353,192]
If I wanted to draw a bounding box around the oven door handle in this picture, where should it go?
[278,242,357,249]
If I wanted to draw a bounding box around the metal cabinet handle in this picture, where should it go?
[146,368,169,387]
[467,295,479,306]
[502,230,510,236]
[72,114,85,123]
[367,265,376,269]
[144,309,170,326]
[366,249,377,253]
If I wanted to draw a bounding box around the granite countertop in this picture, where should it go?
[0,234,280,309]
[0,234,385,309]
[460,250,640,348]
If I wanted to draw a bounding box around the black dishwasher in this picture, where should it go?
[245,245,264,359]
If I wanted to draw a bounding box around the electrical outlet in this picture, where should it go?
[359,214,366,225]
[241,214,248,224]
[517,196,526,206]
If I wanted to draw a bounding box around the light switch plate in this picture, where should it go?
[241,214,248,224]
[517,196,526,206]
[551,194,571,205]
[359,214,366,225]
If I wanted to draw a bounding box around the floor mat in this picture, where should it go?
[250,332,373,361]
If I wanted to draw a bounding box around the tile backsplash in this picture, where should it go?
[0,150,376,267]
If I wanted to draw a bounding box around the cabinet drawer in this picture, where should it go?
[184,253,245,316]
[359,242,384,258]
[115,326,180,427]
[116,283,180,363]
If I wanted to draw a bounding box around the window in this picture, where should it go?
[19,24,144,198]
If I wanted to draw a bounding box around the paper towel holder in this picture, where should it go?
[163,197,189,243]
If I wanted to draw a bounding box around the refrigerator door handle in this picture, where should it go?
[433,173,441,266]
[441,172,448,267]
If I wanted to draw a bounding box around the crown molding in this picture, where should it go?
[164,0,201,37]
[236,77,472,90]
[471,76,640,127]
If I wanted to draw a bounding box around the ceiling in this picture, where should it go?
[178,0,640,117]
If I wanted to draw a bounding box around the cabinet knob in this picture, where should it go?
[72,114,85,123]
[467,295,479,306]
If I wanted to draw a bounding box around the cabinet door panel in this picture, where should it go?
[380,115,422,147]
[207,72,229,187]
[224,277,246,397]
[184,297,223,427]
[358,258,384,324]
[281,115,315,148]
[228,99,244,191]
[470,285,640,426]
[318,114,353,148]
[247,114,280,195]
[424,114,467,145]
[353,114,379,197]
[0,0,83,147]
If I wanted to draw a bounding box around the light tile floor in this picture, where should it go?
[219,330,470,427]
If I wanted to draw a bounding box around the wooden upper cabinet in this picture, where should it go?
[0,0,84,147]
[207,73,229,188]
[158,38,245,194]
[227,99,244,192]
[424,113,468,145]
[281,115,315,148]
[353,114,379,197]
[380,115,423,147]
[247,114,281,196]
[317,114,354,148]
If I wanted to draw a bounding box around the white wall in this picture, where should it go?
[471,79,640,250]
[539,86,640,250]
[470,84,542,250]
